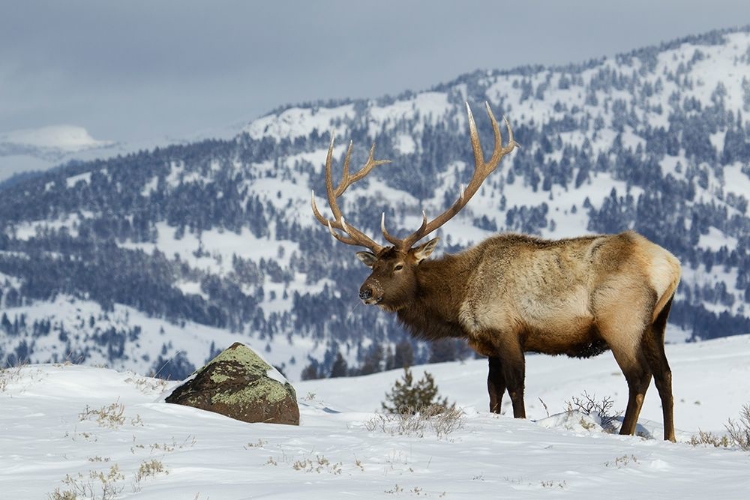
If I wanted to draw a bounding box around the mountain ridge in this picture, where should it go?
[1,26,750,380]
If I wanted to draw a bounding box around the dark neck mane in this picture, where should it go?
[395,254,471,341]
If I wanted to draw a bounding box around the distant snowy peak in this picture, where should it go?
[243,103,356,141]
[0,125,114,155]
[242,91,454,142]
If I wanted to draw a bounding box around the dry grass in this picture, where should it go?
[79,402,126,429]
[688,429,731,448]
[49,465,125,500]
[364,405,464,439]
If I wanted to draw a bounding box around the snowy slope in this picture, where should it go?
[1,335,749,499]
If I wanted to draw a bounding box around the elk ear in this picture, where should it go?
[356,251,378,268]
[413,238,440,264]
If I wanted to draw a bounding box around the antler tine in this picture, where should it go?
[332,141,391,198]
[310,133,390,253]
[395,102,516,250]
[312,191,359,245]
[381,213,401,246]
[380,211,428,246]
[323,133,343,221]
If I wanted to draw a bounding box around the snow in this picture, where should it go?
[698,226,738,252]
[141,176,159,197]
[394,133,417,155]
[369,92,452,135]
[723,163,750,213]
[119,223,299,277]
[66,171,92,188]
[175,280,208,300]
[244,104,356,141]
[11,213,83,241]
[2,334,750,499]
[245,93,453,144]
[0,126,176,184]
[0,125,113,152]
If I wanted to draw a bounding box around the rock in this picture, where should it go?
[165,342,299,425]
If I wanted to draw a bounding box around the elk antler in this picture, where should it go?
[381,102,516,250]
[311,134,391,253]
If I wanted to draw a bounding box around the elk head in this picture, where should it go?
[311,102,516,309]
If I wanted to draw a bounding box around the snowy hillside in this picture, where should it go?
[1,335,749,499]
[1,26,750,380]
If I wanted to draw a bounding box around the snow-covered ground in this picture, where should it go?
[2,335,749,499]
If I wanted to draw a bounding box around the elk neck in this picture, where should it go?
[395,251,477,341]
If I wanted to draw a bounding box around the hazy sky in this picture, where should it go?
[1,0,748,143]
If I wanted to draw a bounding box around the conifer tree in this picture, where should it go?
[381,367,452,414]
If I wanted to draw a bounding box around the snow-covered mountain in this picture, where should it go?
[0,125,116,182]
[0,123,227,185]
[1,26,750,380]
[0,125,113,154]
[2,335,749,499]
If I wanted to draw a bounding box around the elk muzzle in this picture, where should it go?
[359,280,383,305]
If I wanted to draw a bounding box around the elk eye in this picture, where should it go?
[394,264,404,271]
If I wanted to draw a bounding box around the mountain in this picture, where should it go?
[0,125,117,183]
[0,125,112,154]
[2,335,750,498]
[1,26,750,380]
[0,123,230,186]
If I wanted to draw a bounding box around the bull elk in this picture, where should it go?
[311,102,681,441]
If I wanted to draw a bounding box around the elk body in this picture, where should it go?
[312,103,681,441]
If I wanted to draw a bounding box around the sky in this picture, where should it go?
[1,0,749,144]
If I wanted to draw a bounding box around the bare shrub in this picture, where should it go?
[565,391,621,433]
[725,404,750,451]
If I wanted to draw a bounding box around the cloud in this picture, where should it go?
[1,0,748,142]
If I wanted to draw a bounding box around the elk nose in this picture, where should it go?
[359,287,372,301]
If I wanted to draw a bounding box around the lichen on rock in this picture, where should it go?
[165,342,299,425]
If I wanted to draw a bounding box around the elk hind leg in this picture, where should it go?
[617,351,652,437]
[596,287,653,436]
[642,296,676,442]
[487,356,506,414]
[492,335,526,419]
[598,326,651,435]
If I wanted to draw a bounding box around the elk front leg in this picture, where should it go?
[487,356,506,413]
